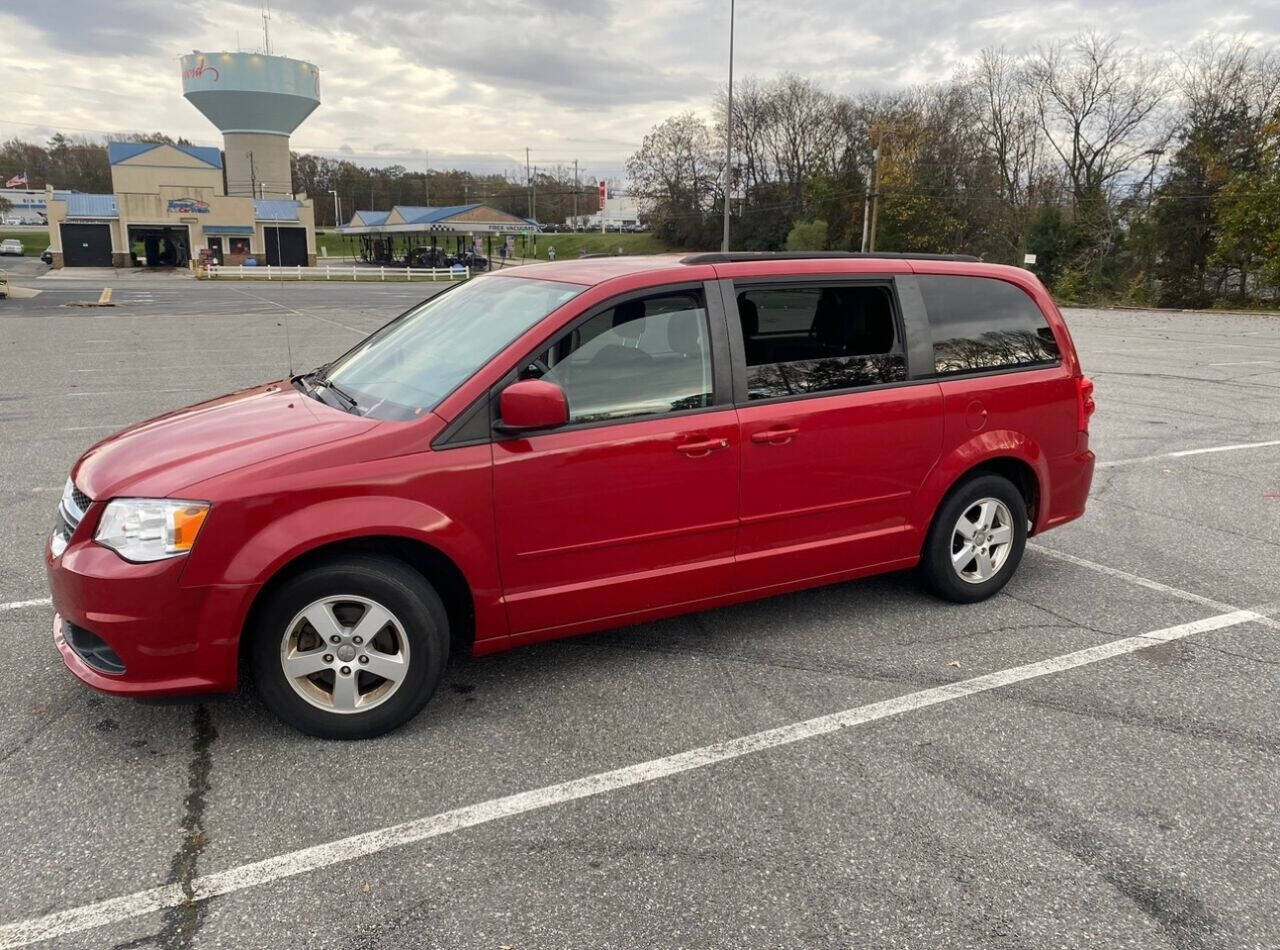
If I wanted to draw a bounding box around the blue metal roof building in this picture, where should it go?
[46,155,318,268]
[107,141,223,169]
[341,204,536,235]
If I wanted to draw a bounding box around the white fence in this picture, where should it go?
[206,263,470,281]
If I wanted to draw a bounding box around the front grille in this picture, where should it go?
[71,486,92,513]
[57,479,90,536]
[63,620,126,675]
[52,479,91,556]
[55,506,76,541]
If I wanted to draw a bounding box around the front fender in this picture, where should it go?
[192,494,476,587]
[911,429,1050,537]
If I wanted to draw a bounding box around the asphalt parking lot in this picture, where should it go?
[1,274,1278,949]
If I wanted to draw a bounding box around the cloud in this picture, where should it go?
[11,0,209,56]
[1,0,1277,177]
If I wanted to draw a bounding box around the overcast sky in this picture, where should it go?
[1,0,1277,183]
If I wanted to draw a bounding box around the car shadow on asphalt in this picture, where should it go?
[182,568,986,742]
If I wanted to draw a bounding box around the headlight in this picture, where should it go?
[94,499,210,562]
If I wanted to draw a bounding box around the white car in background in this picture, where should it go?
[0,239,24,256]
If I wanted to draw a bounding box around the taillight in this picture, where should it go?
[1076,376,1096,432]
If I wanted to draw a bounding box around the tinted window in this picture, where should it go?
[918,275,1060,375]
[525,291,713,424]
[736,284,906,400]
[323,275,586,420]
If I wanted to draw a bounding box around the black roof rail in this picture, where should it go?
[680,251,981,265]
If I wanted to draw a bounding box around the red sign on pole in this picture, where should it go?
[598,180,607,211]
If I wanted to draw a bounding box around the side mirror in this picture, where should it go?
[495,378,568,434]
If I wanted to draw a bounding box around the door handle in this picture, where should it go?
[676,437,730,457]
[750,427,799,445]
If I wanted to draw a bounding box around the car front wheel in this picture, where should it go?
[920,474,1028,603]
[250,555,449,739]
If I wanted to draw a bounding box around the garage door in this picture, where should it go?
[60,224,112,267]
[263,227,307,266]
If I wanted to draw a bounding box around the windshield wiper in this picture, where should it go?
[295,367,359,413]
[316,375,359,412]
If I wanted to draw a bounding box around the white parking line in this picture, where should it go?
[0,607,1261,950]
[1208,360,1279,366]
[1029,544,1280,632]
[1097,439,1280,469]
[0,598,51,613]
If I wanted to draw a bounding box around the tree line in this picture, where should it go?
[627,33,1280,307]
[290,155,603,228]
[0,134,604,232]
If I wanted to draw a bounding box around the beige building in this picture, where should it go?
[45,141,315,268]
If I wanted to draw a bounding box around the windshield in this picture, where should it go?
[318,275,586,420]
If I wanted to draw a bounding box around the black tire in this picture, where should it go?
[920,473,1028,604]
[250,555,449,739]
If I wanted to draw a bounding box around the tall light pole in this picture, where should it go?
[721,0,735,253]
[329,189,340,228]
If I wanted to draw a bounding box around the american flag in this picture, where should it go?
[5,171,28,188]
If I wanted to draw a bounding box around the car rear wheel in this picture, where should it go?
[920,474,1027,603]
[250,555,448,739]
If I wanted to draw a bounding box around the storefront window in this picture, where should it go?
[229,238,251,255]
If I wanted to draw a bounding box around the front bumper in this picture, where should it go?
[47,536,255,697]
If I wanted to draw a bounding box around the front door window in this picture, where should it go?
[523,290,713,425]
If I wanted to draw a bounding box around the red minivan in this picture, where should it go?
[47,253,1095,738]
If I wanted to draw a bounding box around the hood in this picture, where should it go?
[73,381,379,500]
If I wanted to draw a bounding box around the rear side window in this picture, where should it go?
[736,284,906,400]
[918,275,1060,376]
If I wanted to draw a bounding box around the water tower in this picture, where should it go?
[180,50,320,198]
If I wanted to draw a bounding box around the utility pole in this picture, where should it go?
[248,151,257,201]
[329,189,340,228]
[573,159,579,230]
[424,149,429,206]
[721,0,735,252]
[868,134,882,252]
[526,147,532,220]
[860,145,878,253]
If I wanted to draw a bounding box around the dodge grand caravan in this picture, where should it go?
[47,252,1095,738]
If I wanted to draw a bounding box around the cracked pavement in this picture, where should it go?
[1,281,1278,949]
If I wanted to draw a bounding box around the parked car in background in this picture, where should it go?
[406,246,448,268]
[0,239,24,256]
[41,246,53,264]
[448,250,489,271]
[46,252,1094,739]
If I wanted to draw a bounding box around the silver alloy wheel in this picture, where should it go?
[279,595,411,714]
[950,497,1015,584]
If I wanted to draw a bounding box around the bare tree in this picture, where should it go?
[1180,38,1280,159]
[1026,32,1172,207]
[969,48,1049,256]
[973,48,1041,206]
[714,77,776,195]
[761,75,843,201]
[626,113,722,226]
